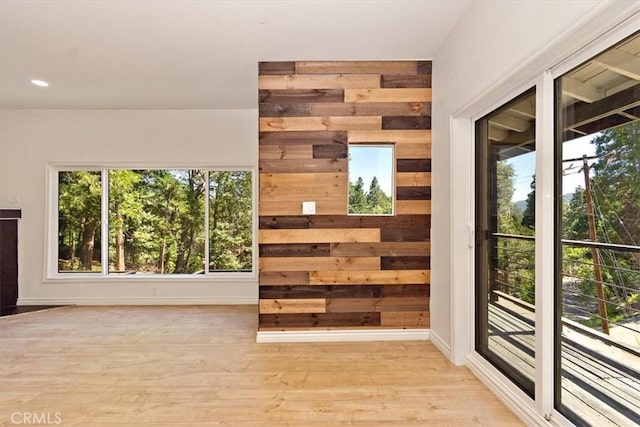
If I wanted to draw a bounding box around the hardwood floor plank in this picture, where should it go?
[0,306,522,427]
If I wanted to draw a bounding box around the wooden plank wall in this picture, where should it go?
[258,61,432,330]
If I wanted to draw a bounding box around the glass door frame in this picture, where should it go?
[445,5,639,424]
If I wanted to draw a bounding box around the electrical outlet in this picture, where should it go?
[302,201,316,215]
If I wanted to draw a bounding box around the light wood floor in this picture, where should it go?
[0,306,522,426]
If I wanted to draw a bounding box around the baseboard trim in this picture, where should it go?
[466,353,549,427]
[256,328,430,343]
[429,330,452,361]
[17,297,258,306]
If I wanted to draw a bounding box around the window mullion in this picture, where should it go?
[534,70,555,418]
[204,171,210,275]
[101,168,109,276]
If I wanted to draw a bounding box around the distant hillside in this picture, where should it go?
[514,193,573,213]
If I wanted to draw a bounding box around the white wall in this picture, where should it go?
[430,0,638,362]
[0,109,258,305]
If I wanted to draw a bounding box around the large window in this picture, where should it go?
[55,168,253,277]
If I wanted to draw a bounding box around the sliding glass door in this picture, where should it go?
[555,31,640,426]
[475,88,537,397]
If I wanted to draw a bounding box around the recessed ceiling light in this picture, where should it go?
[31,79,49,87]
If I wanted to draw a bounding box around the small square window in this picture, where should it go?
[348,145,394,215]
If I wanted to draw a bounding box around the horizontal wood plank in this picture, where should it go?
[259,200,347,216]
[330,242,429,257]
[381,228,430,242]
[260,130,347,146]
[259,271,310,285]
[259,158,347,173]
[259,312,381,328]
[326,296,429,313]
[381,311,430,327]
[395,143,432,159]
[396,172,431,187]
[381,75,432,88]
[380,284,430,297]
[259,243,331,257]
[259,89,344,104]
[259,228,381,244]
[259,298,326,314]
[261,172,346,187]
[312,143,348,159]
[295,61,418,75]
[417,61,432,75]
[260,182,347,202]
[381,256,431,270]
[309,214,430,229]
[259,61,295,75]
[259,116,381,132]
[345,88,432,103]
[259,74,380,90]
[309,270,430,285]
[396,186,431,200]
[397,159,432,172]
[259,103,310,117]
[310,102,430,117]
[259,145,313,160]
[259,285,382,299]
[382,116,431,130]
[259,216,311,229]
[396,200,432,214]
[348,130,431,144]
[260,256,380,272]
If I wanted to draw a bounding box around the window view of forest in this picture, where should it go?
[58,169,253,275]
[497,123,639,337]
[561,123,640,334]
[348,145,393,215]
[348,176,392,215]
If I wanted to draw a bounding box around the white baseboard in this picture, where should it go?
[17,297,258,306]
[466,353,549,427]
[256,328,430,343]
[428,330,451,360]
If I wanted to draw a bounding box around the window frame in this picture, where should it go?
[347,143,396,217]
[45,164,257,281]
[452,18,640,427]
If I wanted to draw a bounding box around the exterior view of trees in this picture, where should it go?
[496,122,639,330]
[58,169,253,275]
[562,123,640,329]
[348,176,392,215]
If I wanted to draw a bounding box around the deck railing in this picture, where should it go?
[491,233,640,349]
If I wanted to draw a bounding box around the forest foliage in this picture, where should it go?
[58,169,252,274]
[496,122,639,328]
[348,176,392,215]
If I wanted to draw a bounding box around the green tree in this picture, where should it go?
[367,177,392,214]
[349,177,369,214]
[521,176,535,230]
[108,170,143,272]
[58,171,102,271]
[591,123,640,249]
[209,171,252,271]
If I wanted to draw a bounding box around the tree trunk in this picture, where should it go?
[80,218,97,270]
[115,212,125,271]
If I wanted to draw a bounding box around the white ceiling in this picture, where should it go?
[0,0,471,110]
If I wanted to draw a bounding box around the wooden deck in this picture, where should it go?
[488,300,640,426]
[0,305,521,426]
